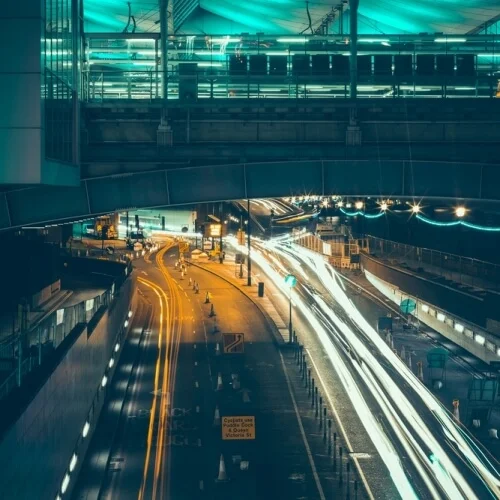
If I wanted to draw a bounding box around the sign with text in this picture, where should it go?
[223,333,244,354]
[206,223,222,238]
[222,416,255,440]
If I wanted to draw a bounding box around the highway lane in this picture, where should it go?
[75,239,329,500]
[232,236,500,499]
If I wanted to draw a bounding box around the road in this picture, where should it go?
[74,240,334,500]
[225,234,500,499]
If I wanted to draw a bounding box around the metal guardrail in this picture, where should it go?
[366,236,500,291]
[0,287,113,402]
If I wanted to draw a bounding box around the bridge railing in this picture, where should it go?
[82,69,499,101]
[366,236,500,291]
[82,33,500,101]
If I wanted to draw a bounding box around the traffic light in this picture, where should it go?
[135,215,139,228]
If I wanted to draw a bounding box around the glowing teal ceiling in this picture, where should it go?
[84,0,500,35]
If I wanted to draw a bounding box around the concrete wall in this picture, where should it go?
[0,1,43,184]
[0,274,137,499]
[87,119,500,145]
[364,269,500,365]
[361,253,488,327]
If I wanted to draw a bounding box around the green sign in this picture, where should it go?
[400,298,417,314]
[284,274,297,287]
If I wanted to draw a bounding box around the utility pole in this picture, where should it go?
[247,199,252,286]
[349,0,359,99]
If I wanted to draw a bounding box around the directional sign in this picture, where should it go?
[400,298,417,314]
[222,416,255,440]
[223,333,245,354]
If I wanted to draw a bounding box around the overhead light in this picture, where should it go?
[337,201,344,207]
[266,51,294,56]
[380,202,388,211]
[124,320,129,328]
[115,342,120,353]
[437,312,446,322]
[210,37,241,43]
[455,206,466,218]
[421,304,429,313]
[197,62,223,67]
[61,473,70,494]
[69,453,78,472]
[435,38,466,43]
[497,347,500,357]
[345,203,352,208]
[128,311,133,318]
[277,37,309,43]
[411,204,421,214]
[355,201,364,210]
[475,334,485,345]
[358,38,390,43]
[454,323,464,333]
[109,358,115,369]
[82,421,90,438]
[101,375,108,388]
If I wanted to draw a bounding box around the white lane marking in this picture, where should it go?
[195,381,199,388]
[307,350,375,500]
[278,351,326,500]
[194,361,198,366]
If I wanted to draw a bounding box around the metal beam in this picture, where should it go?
[349,0,359,99]
[2,159,499,231]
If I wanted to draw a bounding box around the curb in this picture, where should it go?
[190,261,285,347]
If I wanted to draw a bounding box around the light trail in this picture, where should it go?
[226,236,418,498]
[292,246,500,498]
[227,235,500,499]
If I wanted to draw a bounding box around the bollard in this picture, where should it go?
[315,389,319,418]
[296,344,301,366]
[328,420,332,454]
[333,432,337,471]
[307,369,311,394]
[339,446,343,483]
[303,360,307,385]
[354,480,358,500]
[346,461,351,499]
[311,379,315,407]
[319,397,323,428]
[322,407,327,435]
[293,330,297,344]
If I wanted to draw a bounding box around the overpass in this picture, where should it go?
[2,157,499,230]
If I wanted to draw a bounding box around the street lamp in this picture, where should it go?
[284,274,298,343]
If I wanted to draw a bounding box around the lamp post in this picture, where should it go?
[284,274,297,343]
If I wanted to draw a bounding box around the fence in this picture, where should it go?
[0,286,114,402]
[366,236,500,291]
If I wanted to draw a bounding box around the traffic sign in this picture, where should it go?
[222,416,255,440]
[400,298,416,314]
[223,333,245,354]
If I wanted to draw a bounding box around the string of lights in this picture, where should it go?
[416,214,500,232]
[339,208,385,219]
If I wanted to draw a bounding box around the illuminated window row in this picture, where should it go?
[419,303,494,353]
[55,310,133,498]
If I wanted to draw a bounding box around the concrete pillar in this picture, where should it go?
[159,0,168,100]
[349,0,359,99]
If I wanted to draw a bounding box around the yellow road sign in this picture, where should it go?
[223,333,244,354]
[222,416,255,440]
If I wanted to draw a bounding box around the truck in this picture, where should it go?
[93,215,118,239]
